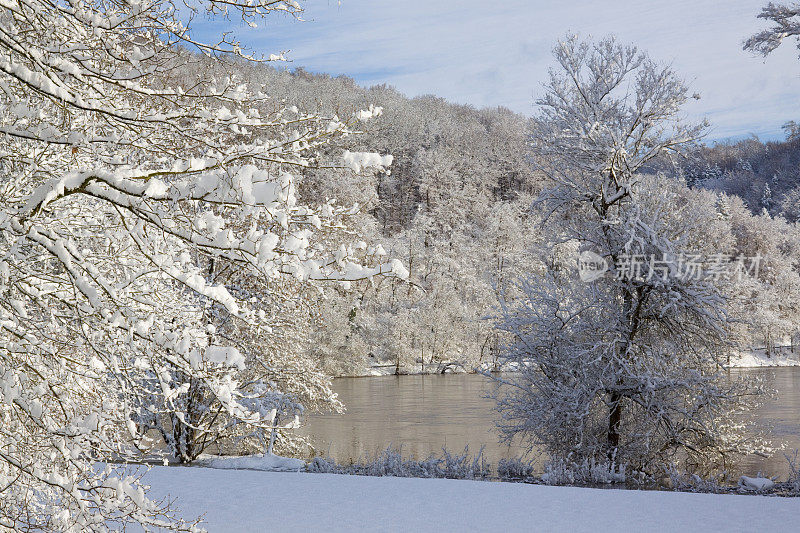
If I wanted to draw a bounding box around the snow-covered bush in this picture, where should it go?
[785,451,800,494]
[307,456,344,474]
[438,447,491,480]
[665,465,726,493]
[497,457,536,481]
[540,457,626,486]
[308,446,491,480]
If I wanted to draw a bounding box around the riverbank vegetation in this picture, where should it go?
[303,444,800,496]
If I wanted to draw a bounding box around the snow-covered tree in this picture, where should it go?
[745,2,800,57]
[780,186,800,221]
[267,79,541,374]
[783,120,800,141]
[0,0,403,529]
[762,182,773,210]
[491,36,762,474]
[726,200,800,355]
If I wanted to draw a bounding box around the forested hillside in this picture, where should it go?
[231,62,544,373]
[660,133,800,220]
[229,59,800,376]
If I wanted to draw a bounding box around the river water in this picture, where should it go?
[302,368,800,479]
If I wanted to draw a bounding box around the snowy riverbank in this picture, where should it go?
[727,348,800,368]
[352,350,800,377]
[142,466,799,532]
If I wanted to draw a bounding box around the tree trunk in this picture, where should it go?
[607,392,622,457]
[173,412,195,464]
[766,331,772,358]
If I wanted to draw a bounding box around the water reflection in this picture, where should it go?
[733,367,800,477]
[302,368,800,479]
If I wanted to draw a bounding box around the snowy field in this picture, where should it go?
[143,467,799,532]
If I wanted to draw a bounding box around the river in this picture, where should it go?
[302,367,800,479]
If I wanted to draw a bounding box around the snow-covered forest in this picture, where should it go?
[230,46,800,379]
[2,0,800,531]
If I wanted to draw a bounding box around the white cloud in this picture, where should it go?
[216,0,800,140]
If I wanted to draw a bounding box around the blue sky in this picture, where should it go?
[195,1,800,141]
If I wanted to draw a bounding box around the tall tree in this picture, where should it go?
[0,0,401,529]
[491,36,761,474]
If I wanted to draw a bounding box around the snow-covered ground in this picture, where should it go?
[142,467,799,532]
[728,348,800,368]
